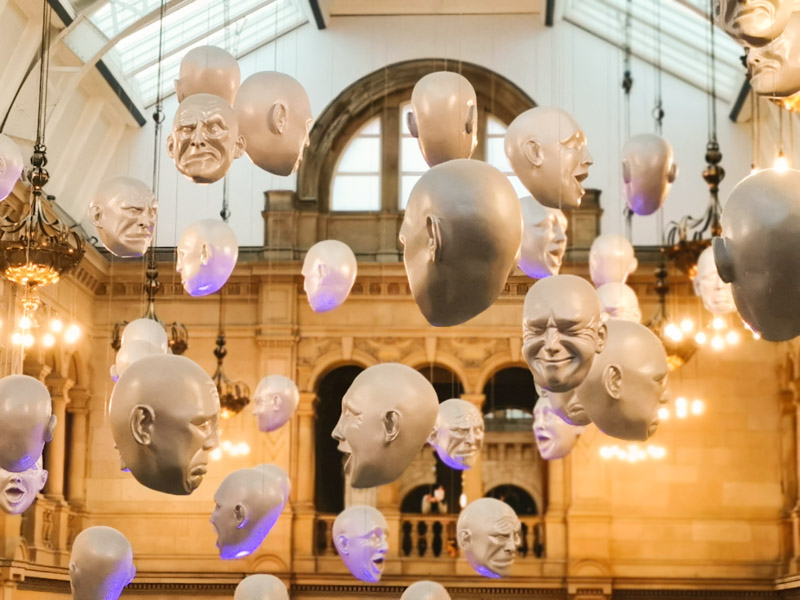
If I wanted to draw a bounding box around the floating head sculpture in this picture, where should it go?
[69,526,135,600]
[400,159,522,326]
[0,134,24,201]
[234,575,289,600]
[457,497,521,578]
[401,581,452,600]
[332,363,438,488]
[427,398,484,470]
[0,375,55,473]
[175,46,241,105]
[407,71,478,167]
[522,275,608,393]
[504,107,593,209]
[589,234,638,287]
[533,391,584,460]
[253,375,299,433]
[596,282,642,323]
[622,133,677,216]
[747,13,800,96]
[234,71,313,176]
[109,354,220,495]
[176,219,238,296]
[89,177,157,258]
[539,384,591,426]
[301,240,357,312]
[714,0,797,46]
[121,318,169,353]
[333,505,389,583]
[693,247,736,315]
[713,168,800,340]
[518,195,568,279]
[0,457,47,514]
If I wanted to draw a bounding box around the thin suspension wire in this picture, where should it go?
[35,0,52,152]
[707,0,718,144]
[653,0,664,135]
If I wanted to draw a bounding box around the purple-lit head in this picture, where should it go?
[301,240,357,312]
[69,526,135,600]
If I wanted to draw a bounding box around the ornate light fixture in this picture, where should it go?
[212,283,249,420]
[646,258,697,371]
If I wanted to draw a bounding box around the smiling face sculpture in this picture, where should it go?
[457,497,521,578]
[333,505,389,582]
[518,195,568,279]
[748,12,800,97]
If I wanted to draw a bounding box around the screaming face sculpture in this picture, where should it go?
[504,107,593,209]
[176,219,238,296]
[253,375,299,433]
[522,275,608,393]
[400,159,522,326]
[89,177,157,258]
[401,581,452,600]
[234,71,313,176]
[596,282,642,323]
[301,240,358,312]
[69,526,136,600]
[427,398,485,470]
[539,384,591,426]
[622,134,678,216]
[0,457,47,514]
[589,234,638,287]
[748,13,800,97]
[713,168,800,340]
[693,247,736,315]
[332,363,438,488]
[0,375,56,473]
[533,392,584,460]
[234,575,289,600]
[407,71,478,167]
[714,0,795,47]
[457,497,521,578]
[167,93,245,184]
[0,133,23,201]
[210,464,290,559]
[579,319,669,441]
[109,354,220,495]
[333,505,389,583]
[175,46,241,105]
[518,195,568,279]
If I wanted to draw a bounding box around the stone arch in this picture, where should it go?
[66,350,89,388]
[475,354,529,397]
[483,476,543,517]
[302,348,377,393]
[403,351,471,394]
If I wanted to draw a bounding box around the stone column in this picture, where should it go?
[44,376,73,501]
[66,387,91,508]
[292,392,317,569]
[460,393,485,505]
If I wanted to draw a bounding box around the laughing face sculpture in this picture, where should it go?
[175,46,241,105]
[0,375,56,473]
[69,526,136,600]
[301,240,358,312]
[518,195,568,279]
[0,457,47,514]
[89,177,157,258]
[622,134,677,216]
[332,363,438,488]
[714,0,797,47]
[333,505,389,583]
[457,497,521,578]
[253,375,299,433]
[589,234,638,288]
[693,247,736,315]
[234,575,289,600]
[533,392,584,460]
[427,398,484,470]
[748,13,800,97]
[109,354,220,495]
[504,107,593,210]
[176,219,238,296]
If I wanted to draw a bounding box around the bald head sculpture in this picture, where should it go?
[69,526,135,600]
[175,46,241,105]
[401,581,452,600]
[694,247,735,315]
[518,195,568,279]
[302,240,358,313]
[622,133,677,216]
[457,498,521,578]
[400,159,522,326]
[234,575,288,600]
[0,375,56,473]
[427,398,484,470]
[589,234,638,287]
[176,219,238,297]
[597,282,642,323]
[333,505,389,582]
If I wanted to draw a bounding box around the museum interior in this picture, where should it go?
[0,0,798,599]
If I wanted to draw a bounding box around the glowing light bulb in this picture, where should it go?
[222,440,232,451]
[50,318,63,333]
[680,318,694,332]
[711,335,724,350]
[11,332,22,345]
[459,493,467,508]
[774,151,790,172]
[65,324,81,343]
[210,448,222,461]
[695,331,707,344]
[691,399,704,415]
[676,397,688,419]
[752,331,761,340]
[664,323,683,342]
[726,330,740,345]
[18,316,31,329]
[22,333,34,347]
[658,406,670,420]
[600,446,613,459]
[711,317,725,330]
[42,333,55,347]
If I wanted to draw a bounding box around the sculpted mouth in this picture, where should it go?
[190,464,207,478]
[574,172,588,184]
[539,357,571,365]
[3,485,25,504]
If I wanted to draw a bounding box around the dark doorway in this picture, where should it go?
[485,484,538,515]
[482,367,537,432]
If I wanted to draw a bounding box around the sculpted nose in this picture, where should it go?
[203,428,219,450]
[190,126,206,147]
[332,419,344,442]
[583,150,594,167]
[543,328,560,354]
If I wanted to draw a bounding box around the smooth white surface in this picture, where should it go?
[69,526,136,600]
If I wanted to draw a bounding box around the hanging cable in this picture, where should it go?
[652,0,664,135]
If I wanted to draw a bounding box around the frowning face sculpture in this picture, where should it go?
[457,497,521,578]
[747,13,800,97]
[333,505,389,582]
[427,398,484,470]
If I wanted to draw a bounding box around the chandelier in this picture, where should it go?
[646,258,697,371]
[212,288,250,419]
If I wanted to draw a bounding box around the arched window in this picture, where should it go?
[485,484,538,515]
[482,367,536,431]
[330,117,382,211]
[485,115,528,198]
[399,103,430,210]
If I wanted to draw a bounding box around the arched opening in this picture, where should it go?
[400,484,433,514]
[486,484,542,559]
[482,367,536,432]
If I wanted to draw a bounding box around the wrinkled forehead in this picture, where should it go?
[175,97,234,125]
[524,286,601,323]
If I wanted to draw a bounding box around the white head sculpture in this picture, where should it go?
[89,177,157,258]
[713,168,800,340]
[579,319,668,441]
[622,133,677,216]
[596,282,642,323]
[109,354,220,495]
[177,219,238,296]
[693,247,736,315]
[210,464,290,559]
[407,71,477,167]
[121,318,169,352]
[401,581,452,600]
[504,107,593,209]
[533,392,584,460]
[234,575,288,600]
[522,275,608,393]
[332,505,389,583]
[167,93,245,184]
[69,526,136,600]
[332,363,438,488]
[714,0,797,46]
[457,497,521,578]
[234,71,313,176]
[175,46,241,105]
[589,234,638,287]
[427,398,484,470]
[301,240,357,312]
[0,134,23,201]
[747,13,800,97]
[253,375,299,433]
[518,195,568,279]
[0,457,47,514]
[538,384,591,426]
[0,375,55,473]
[400,159,522,326]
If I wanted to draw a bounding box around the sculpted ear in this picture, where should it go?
[602,364,623,400]
[233,134,246,159]
[88,204,102,227]
[622,159,631,184]
[382,409,401,443]
[465,104,475,135]
[234,504,248,529]
[426,426,438,447]
[457,528,471,550]
[335,534,349,555]
[407,111,419,138]
[523,138,544,168]
[317,262,329,282]
[166,133,175,158]
[200,242,211,266]
[595,321,608,353]
[668,162,678,183]
[44,414,57,443]
[426,215,442,263]
[38,469,48,490]
[268,102,288,135]
[713,237,735,283]
[130,405,156,446]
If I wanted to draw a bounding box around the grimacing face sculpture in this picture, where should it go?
[427,398,485,470]
[400,159,523,327]
[589,234,638,287]
[167,93,245,184]
[518,195,568,279]
[177,219,239,297]
[0,375,56,473]
[504,106,593,209]
[109,354,220,495]
[713,168,800,341]
[210,465,290,559]
[89,177,157,258]
[538,384,591,426]
[301,240,358,312]
[0,457,47,514]
[533,392,584,460]
[332,363,439,488]
[333,505,389,583]
[694,247,736,315]
[234,575,289,600]
[596,282,642,323]
[579,319,669,441]
[69,526,136,600]
[748,13,800,97]
[175,46,241,105]
[522,275,608,393]
[253,375,299,433]
[457,497,521,578]
[714,0,796,47]
[408,71,478,167]
[622,133,677,216]
[401,581,452,600]
[234,71,313,176]
[0,133,23,201]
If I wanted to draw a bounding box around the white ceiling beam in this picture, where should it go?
[329,0,544,15]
